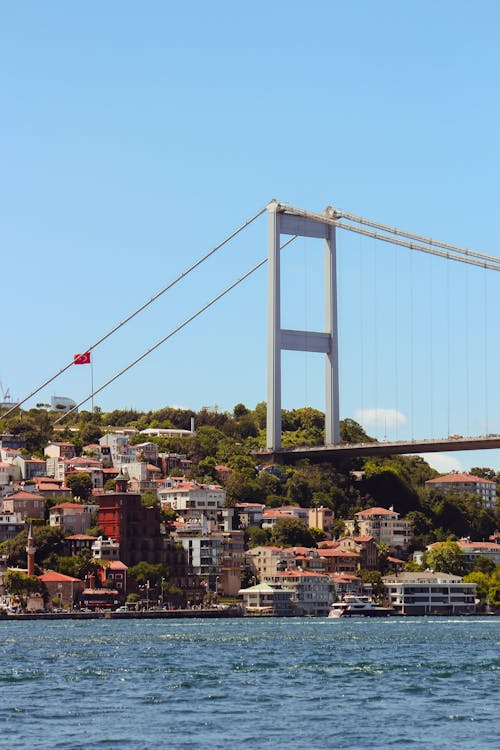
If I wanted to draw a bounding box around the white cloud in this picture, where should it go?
[419,453,462,473]
[355,407,407,429]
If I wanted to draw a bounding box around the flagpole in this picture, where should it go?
[91,358,94,413]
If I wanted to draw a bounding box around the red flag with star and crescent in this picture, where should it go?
[74,352,91,365]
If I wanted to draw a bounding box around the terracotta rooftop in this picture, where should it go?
[426,472,495,485]
[39,571,82,583]
[356,506,398,517]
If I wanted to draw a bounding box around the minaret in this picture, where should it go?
[26,524,36,577]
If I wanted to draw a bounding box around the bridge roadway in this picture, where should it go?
[256,435,500,464]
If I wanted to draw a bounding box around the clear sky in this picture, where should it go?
[2,1,500,472]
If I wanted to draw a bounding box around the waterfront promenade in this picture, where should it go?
[2,606,243,622]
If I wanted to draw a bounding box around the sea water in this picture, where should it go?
[0,617,498,749]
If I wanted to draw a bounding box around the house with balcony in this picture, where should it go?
[158,481,225,529]
[383,571,477,615]
[345,507,413,551]
[238,581,294,616]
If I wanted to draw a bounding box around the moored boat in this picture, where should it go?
[328,595,392,618]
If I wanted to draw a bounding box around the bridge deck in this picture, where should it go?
[256,436,500,464]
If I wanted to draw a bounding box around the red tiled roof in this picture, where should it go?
[426,472,495,485]
[66,534,98,540]
[39,571,82,583]
[458,541,500,550]
[107,560,128,570]
[320,548,360,558]
[356,507,397,517]
[50,502,88,510]
[6,490,43,500]
[271,570,330,578]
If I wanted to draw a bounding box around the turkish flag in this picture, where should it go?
[74,352,91,365]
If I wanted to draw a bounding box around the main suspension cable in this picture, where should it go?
[55,236,297,422]
[3,204,268,419]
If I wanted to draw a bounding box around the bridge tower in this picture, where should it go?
[267,201,340,450]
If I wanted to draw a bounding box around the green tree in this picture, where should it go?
[472,556,496,575]
[463,571,489,602]
[128,561,170,587]
[5,570,44,597]
[358,570,386,602]
[270,517,316,548]
[66,472,93,501]
[425,541,466,576]
[0,526,66,568]
[246,525,271,548]
[80,422,103,445]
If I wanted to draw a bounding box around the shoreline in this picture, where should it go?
[2,607,243,621]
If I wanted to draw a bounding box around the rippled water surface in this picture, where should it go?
[0,617,498,749]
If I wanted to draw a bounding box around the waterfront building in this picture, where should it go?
[238,581,294,616]
[178,534,221,593]
[345,507,413,550]
[96,476,165,566]
[425,472,496,510]
[382,571,477,615]
[38,571,84,610]
[97,559,128,594]
[263,570,335,616]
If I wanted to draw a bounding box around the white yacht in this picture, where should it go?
[328,595,392,618]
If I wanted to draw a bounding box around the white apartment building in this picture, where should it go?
[383,571,477,615]
[425,472,496,509]
[264,570,334,616]
[99,432,136,467]
[159,481,225,525]
[345,506,413,550]
[91,536,120,560]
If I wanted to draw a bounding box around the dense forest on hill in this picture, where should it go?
[2,402,499,547]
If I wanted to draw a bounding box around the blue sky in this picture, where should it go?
[2,1,500,472]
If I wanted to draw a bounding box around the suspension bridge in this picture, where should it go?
[4,199,500,464]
